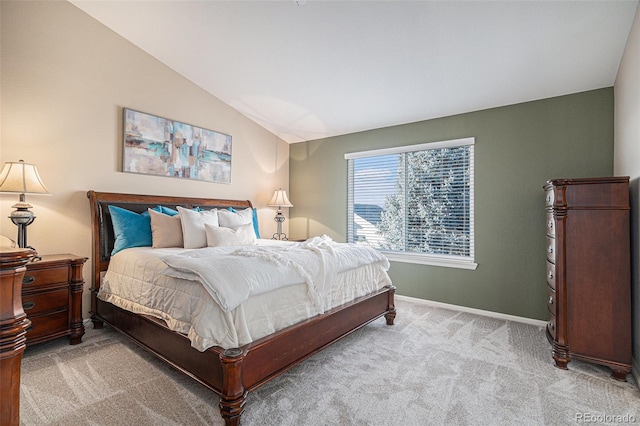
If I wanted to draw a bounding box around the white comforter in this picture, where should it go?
[99,238,391,351]
[161,235,390,313]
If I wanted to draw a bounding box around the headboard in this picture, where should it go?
[86,191,253,305]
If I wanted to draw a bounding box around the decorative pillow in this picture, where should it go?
[157,205,179,216]
[205,223,256,247]
[177,206,219,249]
[251,208,261,239]
[220,207,261,239]
[218,207,252,227]
[109,205,159,255]
[149,208,183,248]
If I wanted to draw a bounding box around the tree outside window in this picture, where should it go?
[347,138,474,267]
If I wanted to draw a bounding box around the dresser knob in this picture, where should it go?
[22,301,36,310]
[23,275,35,285]
[548,296,553,305]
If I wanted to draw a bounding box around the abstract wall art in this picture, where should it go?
[123,108,232,183]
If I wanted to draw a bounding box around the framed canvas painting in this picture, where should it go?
[123,108,232,183]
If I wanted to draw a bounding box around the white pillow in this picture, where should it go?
[177,206,219,249]
[148,208,183,248]
[218,208,253,228]
[205,223,256,247]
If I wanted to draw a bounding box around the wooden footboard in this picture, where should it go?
[93,285,395,425]
[87,190,396,425]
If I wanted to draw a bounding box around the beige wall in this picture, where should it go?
[0,1,289,318]
[614,2,640,383]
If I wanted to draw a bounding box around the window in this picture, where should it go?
[346,137,476,269]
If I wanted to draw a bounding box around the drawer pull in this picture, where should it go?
[23,275,35,285]
[548,322,555,331]
[23,301,36,310]
[548,271,553,280]
[548,296,553,305]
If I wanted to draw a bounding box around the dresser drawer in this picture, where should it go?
[546,213,555,237]
[547,286,556,315]
[545,188,554,207]
[547,313,557,341]
[546,261,556,289]
[22,288,68,316]
[26,310,69,342]
[22,266,68,290]
[546,237,556,263]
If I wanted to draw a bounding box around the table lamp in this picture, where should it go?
[0,160,49,251]
[268,188,292,240]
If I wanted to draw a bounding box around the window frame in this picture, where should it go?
[345,137,477,270]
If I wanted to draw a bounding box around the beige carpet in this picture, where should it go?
[20,299,639,425]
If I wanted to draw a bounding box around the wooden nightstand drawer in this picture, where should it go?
[26,311,69,342]
[22,266,68,290]
[23,254,87,346]
[22,288,68,316]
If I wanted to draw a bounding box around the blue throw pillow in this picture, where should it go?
[109,205,161,255]
[251,208,261,239]
[228,207,261,239]
[158,205,179,216]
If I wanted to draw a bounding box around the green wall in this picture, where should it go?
[289,88,614,320]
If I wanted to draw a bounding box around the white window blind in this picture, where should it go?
[346,138,476,269]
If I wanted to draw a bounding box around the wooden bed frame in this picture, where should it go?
[87,191,396,425]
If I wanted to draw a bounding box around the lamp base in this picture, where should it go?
[271,210,288,241]
[9,206,39,259]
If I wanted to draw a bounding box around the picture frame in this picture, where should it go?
[123,108,232,183]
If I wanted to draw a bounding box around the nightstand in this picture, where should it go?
[22,254,87,345]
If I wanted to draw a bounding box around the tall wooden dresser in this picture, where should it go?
[0,248,34,426]
[544,177,631,381]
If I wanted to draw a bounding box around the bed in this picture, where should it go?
[87,191,396,425]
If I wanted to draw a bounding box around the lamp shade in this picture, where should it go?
[267,189,292,208]
[0,160,49,195]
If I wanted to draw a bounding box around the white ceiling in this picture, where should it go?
[70,0,638,144]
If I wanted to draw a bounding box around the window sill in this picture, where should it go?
[383,252,478,270]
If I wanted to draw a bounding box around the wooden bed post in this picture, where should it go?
[87,191,105,329]
[385,285,397,325]
[219,348,247,426]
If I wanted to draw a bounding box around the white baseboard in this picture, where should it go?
[395,294,548,328]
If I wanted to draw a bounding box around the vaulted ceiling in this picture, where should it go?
[70,0,638,143]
